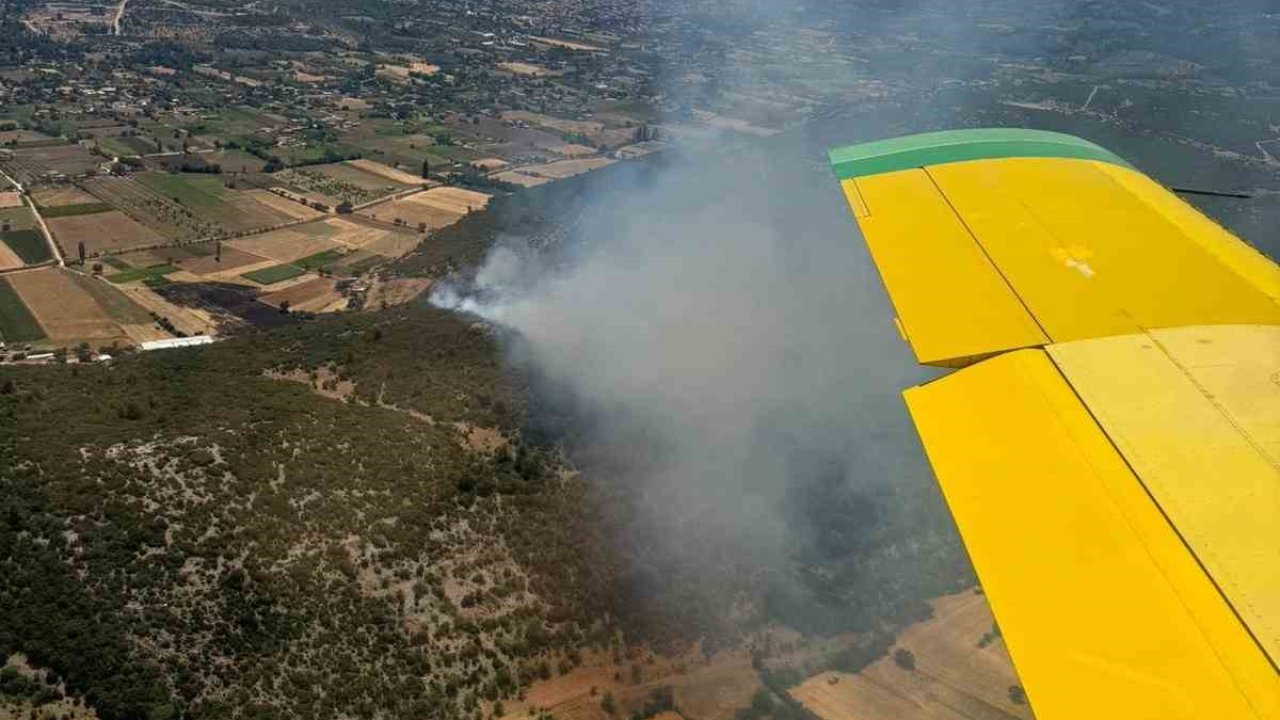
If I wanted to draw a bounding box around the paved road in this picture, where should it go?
[0,167,66,267]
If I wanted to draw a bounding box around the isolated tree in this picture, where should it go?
[893,648,915,671]
[336,200,353,214]
[215,239,221,262]
[77,240,85,264]
[421,158,430,179]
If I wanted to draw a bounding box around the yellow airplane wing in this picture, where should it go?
[830,129,1280,719]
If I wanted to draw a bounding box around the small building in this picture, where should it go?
[139,336,217,352]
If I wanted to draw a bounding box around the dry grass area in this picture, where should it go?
[0,242,24,271]
[227,226,341,264]
[529,36,607,52]
[513,158,617,180]
[245,189,325,221]
[31,186,99,207]
[358,187,490,232]
[494,171,553,188]
[555,144,599,158]
[364,276,432,308]
[414,187,491,214]
[497,62,558,77]
[499,648,761,720]
[6,268,128,344]
[47,211,167,256]
[347,158,427,186]
[0,191,22,209]
[789,591,1031,720]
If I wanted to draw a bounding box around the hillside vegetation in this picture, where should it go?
[0,306,612,720]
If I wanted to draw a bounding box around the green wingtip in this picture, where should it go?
[828,128,1132,180]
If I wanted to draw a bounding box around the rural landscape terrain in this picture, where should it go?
[1,1,1277,720]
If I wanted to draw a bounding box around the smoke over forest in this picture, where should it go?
[431,0,1279,643]
[432,132,971,640]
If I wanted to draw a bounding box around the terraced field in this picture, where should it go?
[85,176,214,241]
[134,172,294,234]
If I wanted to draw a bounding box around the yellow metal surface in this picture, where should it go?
[927,158,1280,343]
[851,169,1047,366]
[904,349,1277,719]
[1096,162,1280,303]
[838,177,869,219]
[1048,325,1280,671]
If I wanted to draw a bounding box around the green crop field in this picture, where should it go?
[70,273,153,323]
[136,173,231,209]
[0,206,36,232]
[0,277,44,342]
[1,230,52,264]
[40,202,114,218]
[106,263,178,284]
[242,263,307,285]
[294,249,344,271]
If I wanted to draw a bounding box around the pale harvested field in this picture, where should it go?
[362,231,419,259]
[7,268,126,343]
[555,143,598,158]
[413,187,491,214]
[119,284,219,336]
[494,171,552,188]
[474,157,511,171]
[227,227,341,264]
[516,157,616,179]
[260,277,340,311]
[347,158,427,186]
[362,198,460,230]
[47,211,167,255]
[245,189,324,221]
[790,591,1031,720]
[0,242,23,270]
[31,186,99,207]
[0,192,22,209]
[120,322,171,343]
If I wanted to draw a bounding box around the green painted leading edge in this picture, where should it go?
[828,128,1133,180]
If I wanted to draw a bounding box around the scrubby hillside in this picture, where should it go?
[0,306,612,720]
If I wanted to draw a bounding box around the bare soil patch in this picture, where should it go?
[47,210,168,256]
[347,158,427,186]
[31,186,99,207]
[6,268,127,343]
[0,191,22,209]
[244,189,324,221]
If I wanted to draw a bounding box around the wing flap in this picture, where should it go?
[904,348,1278,719]
[1047,325,1280,669]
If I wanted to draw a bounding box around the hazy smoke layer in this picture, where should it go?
[431,136,962,635]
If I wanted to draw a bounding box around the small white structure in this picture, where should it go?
[139,336,216,352]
